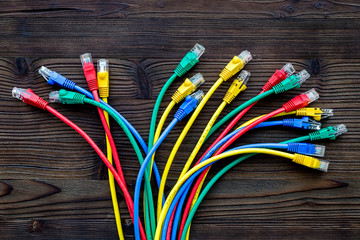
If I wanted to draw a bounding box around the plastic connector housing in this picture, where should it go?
[296,108,334,121]
[283,88,319,112]
[39,66,76,90]
[174,90,204,121]
[273,70,310,94]
[97,59,110,98]
[12,87,48,110]
[223,70,250,104]
[172,73,205,103]
[292,154,329,172]
[309,124,347,141]
[80,53,98,91]
[219,50,252,81]
[283,117,321,130]
[174,43,205,77]
[262,63,295,91]
[287,143,325,157]
[49,89,85,105]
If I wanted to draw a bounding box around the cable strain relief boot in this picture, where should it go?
[282,118,294,128]
[272,83,286,94]
[98,87,109,98]
[36,97,48,110]
[87,79,98,92]
[283,101,296,112]
[172,90,183,104]
[174,65,187,77]
[223,91,236,104]
[64,78,76,90]
[287,143,299,153]
[219,68,232,81]
[174,109,187,121]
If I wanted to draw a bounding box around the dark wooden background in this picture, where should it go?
[0,0,359,239]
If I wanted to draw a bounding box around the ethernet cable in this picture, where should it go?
[12,87,147,240]
[148,43,205,166]
[155,148,327,240]
[169,142,325,240]
[145,72,204,238]
[206,69,310,141]
[134,91,204,240]
[161,76,312,236]
[171,89,319,239]
[49,88,160,240]
[179,124,347,240]
[178,70,250,181]
[157,50,252,219]
[80,53,127,188]
[96,59,124,240]
[168,118,321,240]
[149,73,205,181]
[216,89,320,154]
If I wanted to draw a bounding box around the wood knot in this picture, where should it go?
[15,57,29,75]
[29,220,45,232]
[309,59,321,75]
[285,5,294,13]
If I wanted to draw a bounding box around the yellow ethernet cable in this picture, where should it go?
[157,50,252,220]
[155,148,325,239]
[148,73,205,181]
[178,70,250,180]
[97,59,124,240]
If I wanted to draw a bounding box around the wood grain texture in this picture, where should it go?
[0,0,359,239]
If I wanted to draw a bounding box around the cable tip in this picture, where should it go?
[49,91,61,103]
[39,66,53,81]
[191,43,205,60]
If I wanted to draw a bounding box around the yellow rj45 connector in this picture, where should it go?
[172,73,205,103]
[296,107,333,121]
[293,153,329,172]
[223,70,250,104]
[219,50,252,81]
[97,59,110,98]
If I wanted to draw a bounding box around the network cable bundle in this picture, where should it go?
[12,43,347,240]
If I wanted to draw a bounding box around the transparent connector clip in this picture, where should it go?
[318,159,329,172]
[12,87,27,101]
[80,53,93,67]
[307,118,321,130]
[39,66,53,81]
[190,43,205,60]
[236,70,251,86]
[320,108,334,119]
[296,70,310,85]
[281,63,296,77]
[313,145,326,157]
[304,88,319,104]
[237,50,252,64]
[97,59,109,73]
[49,91,61,103]
[334,124,347,137]
[189,73,205,88]
[190,90,204,104]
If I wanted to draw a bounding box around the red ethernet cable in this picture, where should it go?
[80,53,127,185]
[177,64,295,238]
[177,88,318,240]
[12,87,147,240]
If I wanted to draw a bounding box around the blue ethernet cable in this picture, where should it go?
[134,91,204,240]
[165,119,321,239]
[38,66,164,188]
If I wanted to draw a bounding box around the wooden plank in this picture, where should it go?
[0,178,357,239]
[0,0,360,19]
[0,18,359,58]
